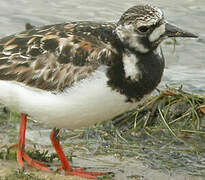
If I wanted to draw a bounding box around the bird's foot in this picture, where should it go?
[50,128,106,179]
[8,142,49,171]
[59,167,106,179]
[17,148,105,179]
[17,149,50,172]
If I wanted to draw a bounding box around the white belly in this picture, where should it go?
[0,66,137,129]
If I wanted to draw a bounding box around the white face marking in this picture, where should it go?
[149,24,166,42]
[123,52,141,81]
[116,25,149,53]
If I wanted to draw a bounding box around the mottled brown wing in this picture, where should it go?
[0,22,117,92]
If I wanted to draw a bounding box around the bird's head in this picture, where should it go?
[116,5,198,53]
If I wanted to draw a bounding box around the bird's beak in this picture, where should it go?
[165,22,198,38]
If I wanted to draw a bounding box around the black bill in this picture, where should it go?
[165,23,198,38]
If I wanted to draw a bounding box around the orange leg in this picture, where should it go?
[17,113,49,171]
[16,113,105,179]
[50,128,105,179]
[17,113,26,168]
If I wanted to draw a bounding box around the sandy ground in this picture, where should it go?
[0,155,204,180]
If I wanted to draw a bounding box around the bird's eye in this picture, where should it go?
[138,26,149,33]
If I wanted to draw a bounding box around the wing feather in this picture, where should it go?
[0,22,118,92]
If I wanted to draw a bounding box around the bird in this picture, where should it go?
[0,4,197,179]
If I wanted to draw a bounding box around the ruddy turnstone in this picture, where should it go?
[0,4,197,179]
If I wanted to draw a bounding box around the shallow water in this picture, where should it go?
[0,0,204,93]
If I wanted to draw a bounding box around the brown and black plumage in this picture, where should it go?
[0,22,119,92]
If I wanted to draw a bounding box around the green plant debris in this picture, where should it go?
[127,174,144,179]
[27,148,57,163]
[98,172,115,180]
[164,38,178,52]
[0,169,46,180]
[113,87,205,134]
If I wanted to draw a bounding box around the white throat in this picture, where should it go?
[122,51,141,81]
